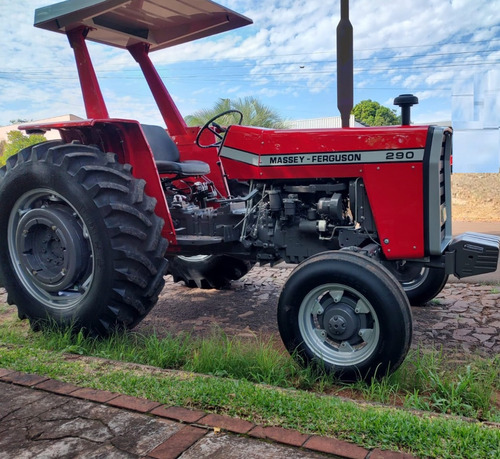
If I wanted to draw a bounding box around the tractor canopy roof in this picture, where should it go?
[34,0,253,51]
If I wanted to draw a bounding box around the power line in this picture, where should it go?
[1,56,498,82]
[3,37,499,73]
[91,49,499,73]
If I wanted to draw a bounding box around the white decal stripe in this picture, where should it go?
[220,147,260,165]
[220,147,425,166]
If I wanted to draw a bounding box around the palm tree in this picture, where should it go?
[185,97,287,128]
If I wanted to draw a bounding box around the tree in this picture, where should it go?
[0,131,46,167]
[352,100,401,126]
[185,97,287,128]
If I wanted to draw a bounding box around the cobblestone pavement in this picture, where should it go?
[138,265,500,357]
[413,281,500,356]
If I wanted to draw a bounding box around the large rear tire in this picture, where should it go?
[0,141,167,336]
[277,251,412,381]
[168,255,253,289]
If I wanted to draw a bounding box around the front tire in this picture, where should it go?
[0,142,167,335]
[277,251,412,381]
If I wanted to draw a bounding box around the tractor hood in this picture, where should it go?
[34,0,253,51]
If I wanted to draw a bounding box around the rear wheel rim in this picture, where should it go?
[7,188,94,311]
[298,283,380,366]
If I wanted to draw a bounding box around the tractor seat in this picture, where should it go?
[141,124,210,177]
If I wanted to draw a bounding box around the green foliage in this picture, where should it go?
[396,349,499,419]
[352,99,401,126]
[185,97,287,128]
[0,130,46,167]
[2,314,498,422]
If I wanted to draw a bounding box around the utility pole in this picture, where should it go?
[336,0,353,128]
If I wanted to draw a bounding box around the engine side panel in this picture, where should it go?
[362,163,424,258]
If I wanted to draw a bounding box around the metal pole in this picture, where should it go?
[336,0,353,128]
[67,27,109,119]
[128,43,188,136]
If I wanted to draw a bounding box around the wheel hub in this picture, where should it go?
[16,207,89,292]
[322,304,360,341]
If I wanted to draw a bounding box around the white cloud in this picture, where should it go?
[1,0,499,126]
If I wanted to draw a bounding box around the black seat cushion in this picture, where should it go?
[141,124,210,176]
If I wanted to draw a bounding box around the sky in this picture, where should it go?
[0,0,499,129]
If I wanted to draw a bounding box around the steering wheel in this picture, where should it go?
[195,109,243,149]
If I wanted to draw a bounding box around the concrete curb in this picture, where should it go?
[0,368,415,458]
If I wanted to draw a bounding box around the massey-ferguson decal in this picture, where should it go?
[220,147,425,166]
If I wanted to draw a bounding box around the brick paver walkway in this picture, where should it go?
[0,370,413,458]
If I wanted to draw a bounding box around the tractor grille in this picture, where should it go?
[439,132,452,242]
[426,126,453,255]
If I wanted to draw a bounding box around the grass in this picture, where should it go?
[26,323,500,421]
[0,308,499,458]
[398,351,499,420]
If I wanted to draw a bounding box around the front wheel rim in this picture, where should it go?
[7,188,95,311]
[298,283,380,367]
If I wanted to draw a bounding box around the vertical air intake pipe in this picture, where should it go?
[394,94,419,125]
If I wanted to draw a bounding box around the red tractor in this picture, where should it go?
[0,0,498,381]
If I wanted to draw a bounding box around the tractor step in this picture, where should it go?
[176,235,223,246]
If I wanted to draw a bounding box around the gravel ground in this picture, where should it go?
[452,173,500,222]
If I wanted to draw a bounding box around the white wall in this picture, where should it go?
[286,115,361,129]
[452,70,500,172]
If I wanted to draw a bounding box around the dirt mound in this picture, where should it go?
[452,173,500,222]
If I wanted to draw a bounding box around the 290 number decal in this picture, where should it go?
[386,151,415,160]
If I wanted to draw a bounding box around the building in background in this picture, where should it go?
[452,70,500,173]
[286,114,363,129]
[0,114,83,143]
